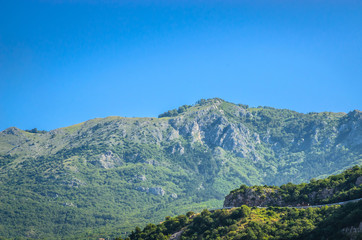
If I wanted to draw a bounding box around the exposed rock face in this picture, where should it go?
[170,142,185,155]
[0,99,360,184]
[0,98,361,205]
[137,175,147,181]
[0,98,361,239]
[62,178,86,188]
[136,186,148,192]
[149,187,165,196]
[144,159,159,166]
[99,150,122,169]
[135,186,165,196]
[338,110,362,148]
[341,222,362,240]
[2,127,22,136]
[168,99,254,158]
[356,176,362,186]
[167,129,180,141]
[308,188,335,201]
[223,188,284,207]
[169,230,183,240]
[63,202,75,207]
[224,187,340,208]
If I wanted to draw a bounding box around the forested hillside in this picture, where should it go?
[127,201,362,240]
[224,165,362,208]
[0,98,361,239]
[127,166,362,240]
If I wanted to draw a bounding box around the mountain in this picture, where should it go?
[0,98,361,239]
[128,198,362,240]
[224,165,362,208]
[127,166,362,240]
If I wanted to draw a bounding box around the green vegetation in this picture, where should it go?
[128,167,362,240]
[24,128,47,134]
[0,143,223,239]
[128,202,362,240]
[0,98,361,239]
[158,104,193,118]
[230,165,362,205]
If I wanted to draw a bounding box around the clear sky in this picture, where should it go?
[1,0,361,131]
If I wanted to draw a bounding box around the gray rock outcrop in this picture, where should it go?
[223,188,284,207]
[135,186,165,196]
[149,187,165,196]
[99,150,123,169]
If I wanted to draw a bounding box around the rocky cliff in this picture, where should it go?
[224,165,362,208]
[0,98,361,238]
[224,187,284,207]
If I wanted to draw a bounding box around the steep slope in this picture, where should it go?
[127,166,362,240]
[224,165,362,208]
[0,98,361,238]
[128,201,362,240]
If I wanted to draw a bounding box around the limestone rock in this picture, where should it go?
[2,127,23,136]
[137,175,147,181]
[99,150,122,169]
[170,142,184,155]
[356,176,362,186]
[135,186,165,196]
[223,187,283,208]
[135,186,149,192]
[149,187,165,196]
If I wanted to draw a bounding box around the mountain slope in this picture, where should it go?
[224,165,362,208]
[128,201,362,240]
[0,98,361,238]
[127,166,362,240]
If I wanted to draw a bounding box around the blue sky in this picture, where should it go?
[1,0,362,131]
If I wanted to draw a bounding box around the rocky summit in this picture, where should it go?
[0,98,361,239]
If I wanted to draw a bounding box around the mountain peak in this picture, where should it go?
[0,99,361,239]
[1,127,22,135]
[348,109,362,118]
[158,98,227,118]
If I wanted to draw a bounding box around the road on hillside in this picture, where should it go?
[170,198,362,240]
[217,197,362,211]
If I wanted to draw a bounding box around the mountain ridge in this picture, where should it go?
[3,98,359,133]
[0,98,361,238]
